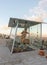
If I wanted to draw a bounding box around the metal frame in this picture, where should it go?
[40,23,42,47]
[11,21,19,54]
[28,26,31,44]
[9,27,12,37]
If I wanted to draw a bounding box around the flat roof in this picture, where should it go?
[8,18,42,28]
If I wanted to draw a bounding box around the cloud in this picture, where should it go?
[23,0,47,22]
[24,14,43,22]
[0,25,10,30]
[29,7,47,20]
[39,0,47,9]
[0,25,11,35]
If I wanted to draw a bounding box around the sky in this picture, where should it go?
[0,0,47,35]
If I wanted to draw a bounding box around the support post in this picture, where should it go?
[28,27,31,44]
[40,23,42,49]
[9,27,12,37]
[11,21,18,54]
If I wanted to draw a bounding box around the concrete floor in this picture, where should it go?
[0,47,47,65]
[0,39,47,65]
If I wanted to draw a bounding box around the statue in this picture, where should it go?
[21,28,29,44]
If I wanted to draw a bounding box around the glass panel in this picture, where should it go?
[10,27,16,39]
[7,28,15,51]
[7,27,16,52]
[30,24,41,49]
[42,23,47,49]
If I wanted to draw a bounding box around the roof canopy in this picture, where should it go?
[8,18,41,28]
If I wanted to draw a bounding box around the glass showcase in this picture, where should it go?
[8,18,47,53]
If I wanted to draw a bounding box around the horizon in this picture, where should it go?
[0,23,47,37]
